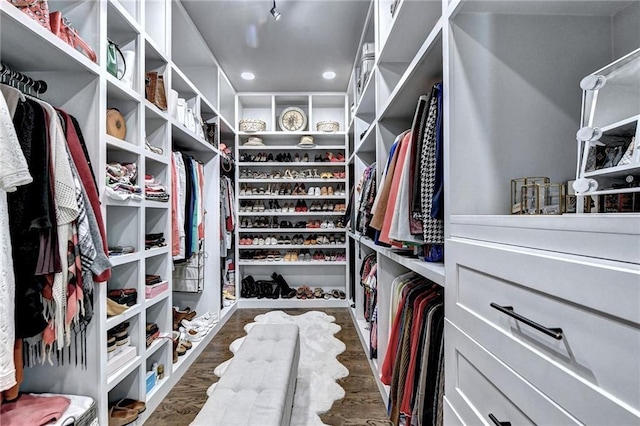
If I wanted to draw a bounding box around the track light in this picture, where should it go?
[270,0,281,20]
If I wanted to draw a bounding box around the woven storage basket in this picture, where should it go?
[316,121,339,133]
[239,119,266,132]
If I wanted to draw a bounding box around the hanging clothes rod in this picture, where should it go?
[0,62,48,95]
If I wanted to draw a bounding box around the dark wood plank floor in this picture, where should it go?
[146,308,391,425]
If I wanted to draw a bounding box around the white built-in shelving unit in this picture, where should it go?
[234,93,351,308]
[346,0,446,405]
[348,2,640,425]
[1,0,238,423]
[4,0,639,424]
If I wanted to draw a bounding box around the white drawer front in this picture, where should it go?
[445,320,581,426]
[446,238,640,425]
[444,396,466,426]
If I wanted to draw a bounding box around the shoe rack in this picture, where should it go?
[235,93,351,308]
[3,1,237,424]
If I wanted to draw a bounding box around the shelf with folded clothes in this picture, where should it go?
[144,167,171,204]
[106,160,143,206]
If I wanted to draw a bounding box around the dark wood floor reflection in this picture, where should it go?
[145,308,391,425]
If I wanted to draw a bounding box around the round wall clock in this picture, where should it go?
[279,107,307,132]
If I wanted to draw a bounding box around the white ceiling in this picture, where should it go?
[181,0,371,93]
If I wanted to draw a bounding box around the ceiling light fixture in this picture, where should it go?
[241,72,255,80]
[270,0,281,20]
[322,71,336,80]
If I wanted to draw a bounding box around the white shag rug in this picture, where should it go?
[208,311,349,426]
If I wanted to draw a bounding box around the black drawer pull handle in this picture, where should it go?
[489,413,511,426]
[490,302,563,340]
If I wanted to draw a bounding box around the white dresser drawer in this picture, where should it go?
[446,238,640,425]
[445,320,581,426]
[444,396,465,426]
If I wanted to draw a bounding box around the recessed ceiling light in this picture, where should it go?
[241,72,255,80]
[323,71,336,80]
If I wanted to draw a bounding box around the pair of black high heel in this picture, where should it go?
[241,274,297,299]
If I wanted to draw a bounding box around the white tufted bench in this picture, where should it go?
[190,324,300,426]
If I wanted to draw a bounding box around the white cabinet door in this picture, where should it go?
[445,320,582,426]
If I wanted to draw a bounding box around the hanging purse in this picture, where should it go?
[49,11,97,62]
[106,38,126,80]
[7,0,51,30]
[145,71,168,111]
[106,108,127,140]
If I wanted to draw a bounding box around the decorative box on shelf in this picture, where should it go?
[510,177,549,214]
[146,370,157,394]
[107,345,136,376]
[239,119,266,132]
[521,182,566,215]
[316,121,340,133]
[145,281,168,299]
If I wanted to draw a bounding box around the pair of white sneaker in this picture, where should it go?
[180,312,219,341]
